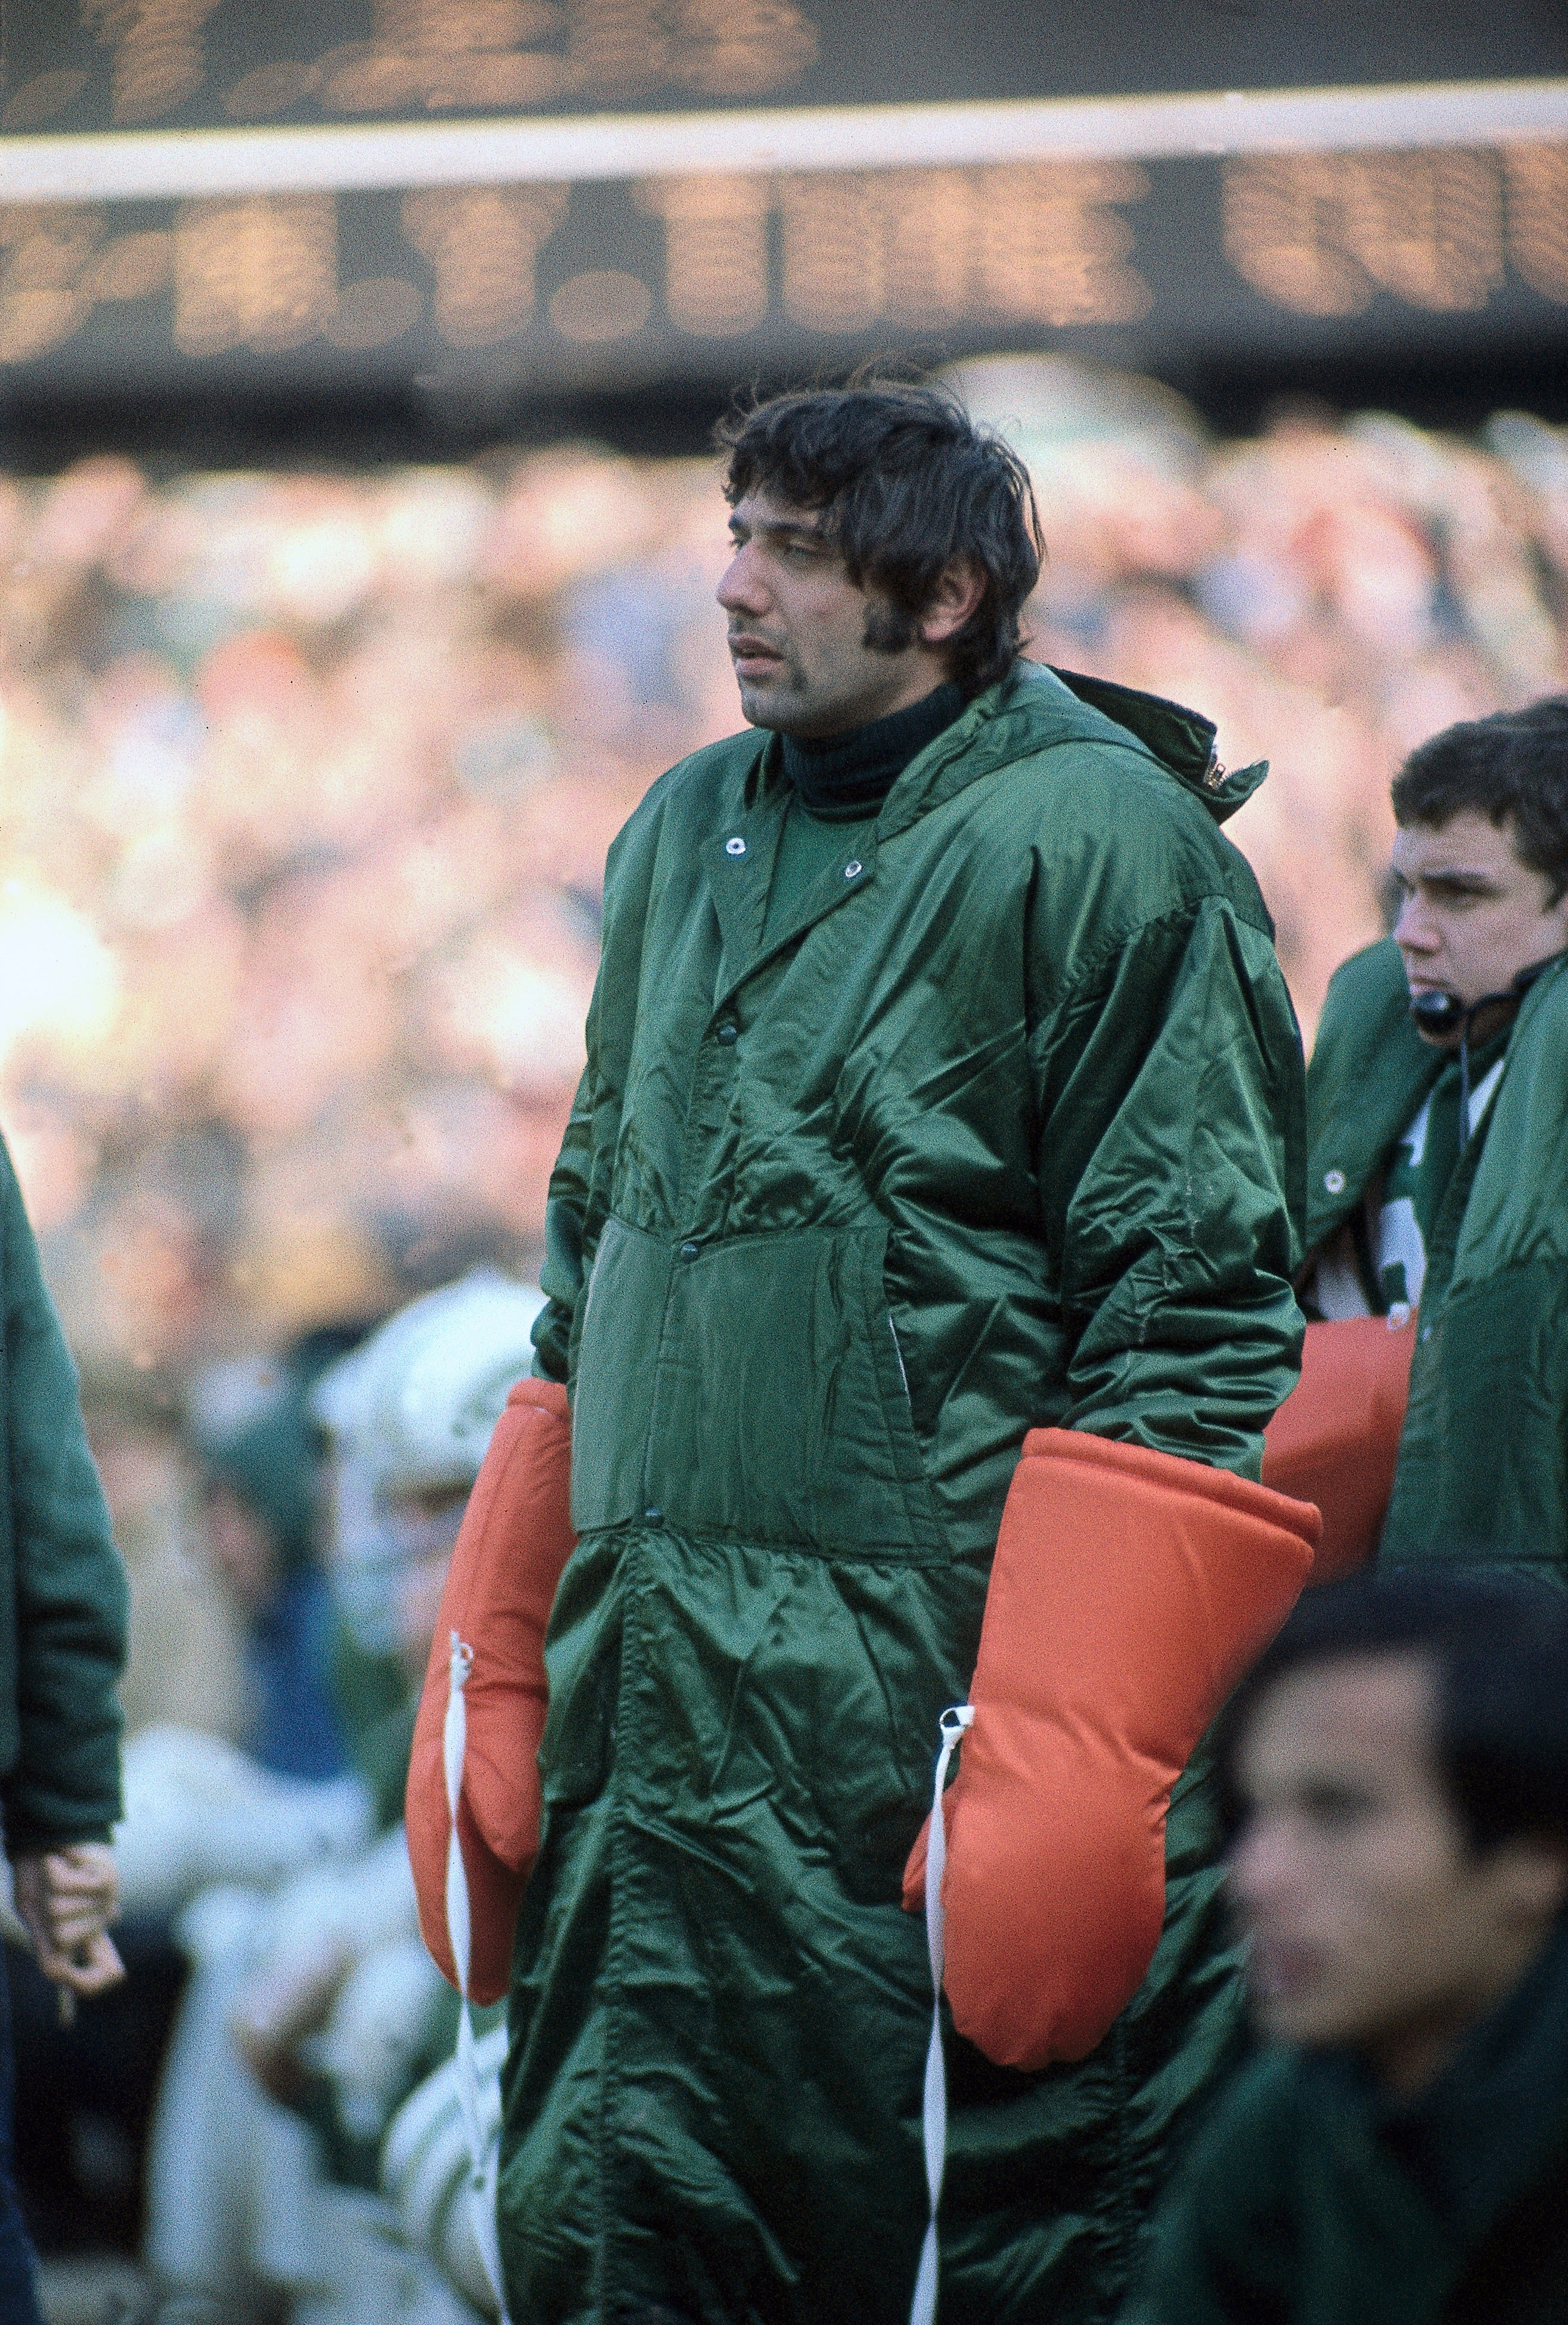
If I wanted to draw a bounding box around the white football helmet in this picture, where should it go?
[312,1271,545,1657]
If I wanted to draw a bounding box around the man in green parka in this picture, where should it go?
[427,385,1316,2324]
[1300,700,1568,1581]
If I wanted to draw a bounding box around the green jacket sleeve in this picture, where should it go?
[0,1143,127,1855]
[1035,896,1306,1478]
[531,801,657,1387]
[532,1063,598,1386]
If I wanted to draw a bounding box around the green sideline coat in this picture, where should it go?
[0,1137,126,1856]
[1305,937,1568,1581]
[505,661,1306,2325]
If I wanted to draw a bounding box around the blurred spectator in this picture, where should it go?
[0,1133,128,2318]
[1128,1571,1568,2324]
[142,1272,541,2325]
[190,1331,371,1784]
[86,1380,245,1752]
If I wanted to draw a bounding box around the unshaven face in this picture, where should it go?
[715,490,978,740]
[1390,808,1568,1016]
[1229,1653,1566,2095]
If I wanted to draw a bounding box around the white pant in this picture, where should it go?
[145,1894,479,2325]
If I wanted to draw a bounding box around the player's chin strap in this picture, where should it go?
[443,1632,513,2324]
[909,1703,974,2325]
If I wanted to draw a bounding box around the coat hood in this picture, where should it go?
[1045,665,1268,824]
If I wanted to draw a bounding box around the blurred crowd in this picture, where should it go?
[1,356,1567,2315]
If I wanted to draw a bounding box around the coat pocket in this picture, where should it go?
[572,1214,943,1558]
[653,1222,944,1558]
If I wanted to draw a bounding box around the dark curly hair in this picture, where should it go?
[1392,697,1568,904]
[1216,1570,1568,1859]
[716,380,1042,696]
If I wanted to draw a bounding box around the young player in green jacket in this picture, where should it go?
[1300,700,1568,1578]
[411,382,1317,2325]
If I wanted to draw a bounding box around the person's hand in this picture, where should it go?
[11,1844,125,2003]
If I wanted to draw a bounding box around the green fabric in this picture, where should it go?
[0,1137,126,1854]
[1395,1918,1568,2242]
[511,659,1306,2324]
[1304,940,1443,1266]
[1305,938,1568,1579]
[1126,1924,1568,2325]
[765,681,965,947]
[760,795,880,947]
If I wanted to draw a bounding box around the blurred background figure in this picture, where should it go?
[0,1126,128,2325]
[190,1334,367,1784]
[9,1339,373,2307]
[142,1272,541,2325]
[1128,1571,1568,2325]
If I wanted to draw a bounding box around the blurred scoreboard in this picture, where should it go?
[0,1,1564,396]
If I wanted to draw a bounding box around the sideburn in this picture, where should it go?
[861,601,917,656]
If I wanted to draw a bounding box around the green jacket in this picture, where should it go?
[1306,938,1568,1579]
[0,1137,126,1855]
[1125,1924,1568,2325]
[505,662,1306,2325]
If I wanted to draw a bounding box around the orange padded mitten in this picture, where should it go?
[902,1428,1317,2069]
[1263,1315,1415,1584]
[407,1377,576,2004]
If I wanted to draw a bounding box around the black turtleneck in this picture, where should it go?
[780,681,965,819]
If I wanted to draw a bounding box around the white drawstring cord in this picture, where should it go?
[443,1630,513,2323]
[909,1703,974,2325]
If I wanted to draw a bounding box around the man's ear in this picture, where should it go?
[918,557,986,648]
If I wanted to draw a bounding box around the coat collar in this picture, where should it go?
[734,658,1266,836]
[875,659,1268,839]
[1449,950,1568,1289]
[703,658,1266,1005]
[1306,939,1444,1251]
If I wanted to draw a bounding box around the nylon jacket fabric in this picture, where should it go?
[504,661,1306,2324]
[0,1135,126,1854]
[1305,938,1568,1581]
